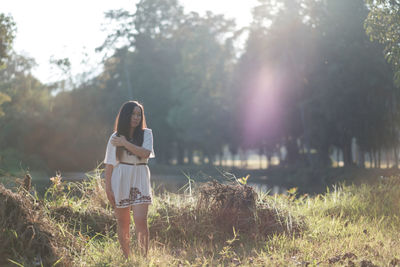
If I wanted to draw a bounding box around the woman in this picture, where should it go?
[104,100,155,258]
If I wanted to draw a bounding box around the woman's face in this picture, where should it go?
[130,106,142,128]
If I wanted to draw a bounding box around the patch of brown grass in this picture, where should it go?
[50,205,116,237]
[149,180,305,248]
[198,180,304,236]
[0,184,77,266]
[197,180,258,234]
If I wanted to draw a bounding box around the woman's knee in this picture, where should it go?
[115,208,131,228]
[134,217,148,230]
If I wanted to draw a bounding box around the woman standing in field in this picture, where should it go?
[104,100,155,258]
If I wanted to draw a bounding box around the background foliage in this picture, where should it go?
[0,0,399,173]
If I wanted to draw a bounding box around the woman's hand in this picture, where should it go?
[106,188,116,208]
[111,135,127,147]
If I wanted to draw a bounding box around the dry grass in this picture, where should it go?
[1,170,400,266]
[0,184,77,266]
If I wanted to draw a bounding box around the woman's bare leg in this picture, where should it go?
[132,204,149,256]
[114,207,131,258]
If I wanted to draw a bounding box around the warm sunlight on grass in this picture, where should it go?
[1,169,400,266]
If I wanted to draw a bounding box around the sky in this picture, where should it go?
[2,0,257,84]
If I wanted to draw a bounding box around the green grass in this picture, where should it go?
[1,169,400,266]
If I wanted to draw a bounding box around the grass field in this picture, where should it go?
[1,168,400,266]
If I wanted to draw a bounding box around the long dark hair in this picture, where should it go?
[114,101,147,160]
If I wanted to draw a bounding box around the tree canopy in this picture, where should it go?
[1,0,399,172]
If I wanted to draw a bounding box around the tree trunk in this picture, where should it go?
[359,148,365,168]
[319,144,331,167]
[188,147,193,165]
[208,153,215,166]
[342,139,353,167]
[177,142,184,165]
[386,150,390,169]
[240,150,247,168]
[368,151,372,168]
[300,104,313,167]
[161,150,171,165]
[371,149,376,168]
[336,148,340,167]
[285,138,300,165]
[279,147,284,162]
[378,149,381,169]
[394,146,399,169]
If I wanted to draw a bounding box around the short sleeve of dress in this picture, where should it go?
[143,128,155,158]
[104,132,118,167]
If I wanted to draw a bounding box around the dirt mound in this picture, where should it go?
[0,184,74,266]
[197,180,258,233]
[198,180,304,236]
[150,180,304,245]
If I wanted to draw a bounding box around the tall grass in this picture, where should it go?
[1,169,400,266]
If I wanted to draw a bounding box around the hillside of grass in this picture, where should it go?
[1,169,400,266]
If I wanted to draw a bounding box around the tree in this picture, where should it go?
[0,14,16,117]
[308,0,397,167]
[365,0,400,87]
[167,11,237,164]
[98,0,237,165]
[234,0,398,169]
[0,14,16,68]
[0,53,52,170]
[236,0,318,165]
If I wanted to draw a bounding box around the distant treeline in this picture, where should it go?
[0,0,399,171]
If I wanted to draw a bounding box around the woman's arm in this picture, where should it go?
[123,140,151,159]
[105,164,115,207]
[105,164,113,189]
[111,135,151,159]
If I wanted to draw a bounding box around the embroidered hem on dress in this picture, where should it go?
[117,187,152,207]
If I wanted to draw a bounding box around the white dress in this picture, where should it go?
[104,128,155,208]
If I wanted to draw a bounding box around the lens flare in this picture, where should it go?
[242,66,283,147]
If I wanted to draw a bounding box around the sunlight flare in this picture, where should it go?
[243,66,283,147]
